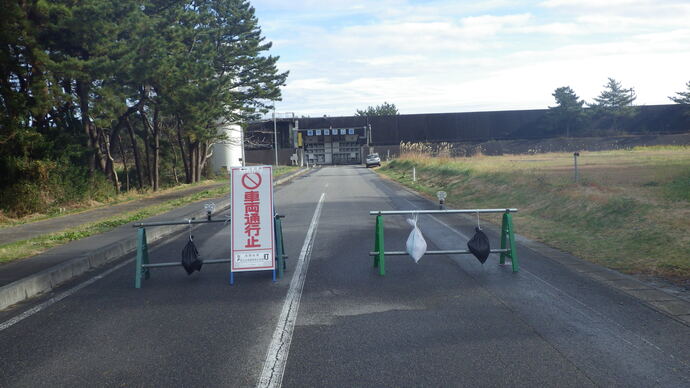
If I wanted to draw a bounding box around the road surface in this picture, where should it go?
[0,166,688,387]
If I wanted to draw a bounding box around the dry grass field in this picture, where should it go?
[379,146,690,286]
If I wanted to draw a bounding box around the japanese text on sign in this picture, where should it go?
[244,190,261,247]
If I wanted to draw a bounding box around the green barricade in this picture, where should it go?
[133,214,287,288]
[370,208,519,276]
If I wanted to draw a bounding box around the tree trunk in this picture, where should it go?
[198,140,213,181]
[140,112,153,188]
[96,126,107,172]
[104,121,124,189]
[76,80,98,174]
[125,116,144,190]
[118,134,130,191]
[165,129,180,184]
[177,120,191,183]
[195,142,203,182]
[102,129,120,192]
[106,102,144,188]
[152,107,160,191]
[188,140,198,183]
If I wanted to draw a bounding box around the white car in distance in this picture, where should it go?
[366,153,381,168]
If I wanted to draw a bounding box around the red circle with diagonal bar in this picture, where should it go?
[241,173,262,190]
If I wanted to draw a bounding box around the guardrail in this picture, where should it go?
[369,208,518,276]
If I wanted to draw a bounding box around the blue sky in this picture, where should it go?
[251,0,690,116]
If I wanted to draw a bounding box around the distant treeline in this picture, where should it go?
[1,0,285,216]
[293,104,690,145]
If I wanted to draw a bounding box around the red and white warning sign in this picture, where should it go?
[231,166,275,272]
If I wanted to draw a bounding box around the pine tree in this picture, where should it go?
[152,0,288,183]
[669,81,690,104]
[549,86,584,137]
[589,78,637,131]
[591,78,636,109]
[356,102,399,116]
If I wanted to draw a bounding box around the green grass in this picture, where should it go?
[0,166,299,229]
[0,166,299,264]
[0,180,222,229]
[378,148,690,284]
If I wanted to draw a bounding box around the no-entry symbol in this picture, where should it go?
[241,173,262,190]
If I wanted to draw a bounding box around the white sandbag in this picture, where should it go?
[406,215,427,263]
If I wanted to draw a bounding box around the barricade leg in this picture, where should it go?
[500,212,519,273]
[373,216,380,268]
[500,217,507,266]
[374,215,385,276]
[275,216,285,278]
[135,228,150,288]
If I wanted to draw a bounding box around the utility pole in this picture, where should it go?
[273,107,278,166]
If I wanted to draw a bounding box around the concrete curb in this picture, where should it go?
[0,168,310,311]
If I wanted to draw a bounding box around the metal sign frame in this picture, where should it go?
[231,165,276,281]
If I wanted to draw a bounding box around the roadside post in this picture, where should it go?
[437,191,446,210]
[573,152,580,183]
[230,165,276,284]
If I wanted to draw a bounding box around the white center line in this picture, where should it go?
[257,192,326,388]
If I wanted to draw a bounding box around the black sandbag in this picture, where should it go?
[181,238,203,275]
[467,227,490,264]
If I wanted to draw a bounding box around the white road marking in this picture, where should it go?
[257,192,326,388]
[0,258,133,332]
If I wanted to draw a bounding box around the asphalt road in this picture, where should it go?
[0,166,688,387]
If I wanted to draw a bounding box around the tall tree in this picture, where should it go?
[154,0,287,183]
[1,0,287,216]
[356,102,399,116]
[549,86,584,137]
[590,78,637,109]
[589,78,637,131]
[669,81,690,104]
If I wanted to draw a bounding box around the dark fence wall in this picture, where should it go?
[290,104,689,145]
[244,149,294,165]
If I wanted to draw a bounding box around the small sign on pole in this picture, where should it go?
[231,166,275,281]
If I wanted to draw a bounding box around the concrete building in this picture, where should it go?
[245,116,369,166]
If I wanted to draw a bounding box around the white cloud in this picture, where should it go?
[540,0,653,8]
[512,22,581,35]
[252,1,690,116]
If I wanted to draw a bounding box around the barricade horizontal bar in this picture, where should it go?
[142,258,232,268]
[369,209,517,216]
[203,259,233,264]
[369,249,510,256]
[142,262,181,268]
[133,219,229,228]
